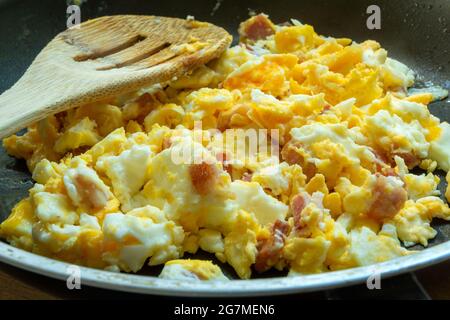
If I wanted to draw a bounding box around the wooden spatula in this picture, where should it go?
[0,15,232,138]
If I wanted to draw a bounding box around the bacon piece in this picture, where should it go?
[375,148,419,171]
[375,150,390,164]
[281,141,303,165]
[255,219,289,273]
[238,14,275,42]
[373,149,392,168]
[367,174,407,221]
[241,172,253,182]
[136,92,153,106]
[392,151,420,169]
[281,141,316,178]
[161,137,172,150]
[319,104,331,115]
[373,149,399,177]
[71,146,91,156]
[380,167,397,177]
[189,162,218,195]
[290,193,314,238]
[291,193,307,229]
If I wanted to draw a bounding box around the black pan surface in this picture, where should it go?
[0,0,449,280]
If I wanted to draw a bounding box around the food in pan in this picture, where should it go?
[1,14,450,280]
[159,259,228,281]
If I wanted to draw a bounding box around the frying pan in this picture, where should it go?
[0,0,449,296]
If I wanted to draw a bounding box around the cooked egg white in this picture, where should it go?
[429,122,450,171]
[159,259,228,281]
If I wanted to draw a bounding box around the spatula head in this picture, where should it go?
[63,15,231,72]
[0,16,232,138]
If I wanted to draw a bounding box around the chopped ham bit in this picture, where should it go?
[281,142,316,179]
[319,104,332,115]
[290,193,314,238]
[189,162,218,195]
[281,141,305,165]
[215,152,227,163]
[375,148,420,170]
[239,14,276,42]
[136,92,155,106]
[291,193,307,229]
[367,174,407,221]
[374,149,392,167]
[71,146,91,157]
[161,137,172,150]
[380,167,397,177]
[392,151,420,169]
[375,149,390,163]
[73,173,109,210]
[255,219,289,273]
[373,150,398,177]
[281,141,303,165]
[241,172,253,182]
[374,154,397,177]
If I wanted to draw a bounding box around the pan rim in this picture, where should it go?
[1,239,450,296]
[1,0,450,297]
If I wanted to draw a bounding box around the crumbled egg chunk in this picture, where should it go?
[403,173,440,200]
[349,225,410,265]
[63,161,112,210]
[33,192,78,225]
[96,145,153,212]
[429,122,450,171]
[290,123,375,167]
[159,259,228,281]
[229,180,288,226]
[102,206,184,272]
[54,117,100,154]
[365,110,430,159]
[251,162,290,196]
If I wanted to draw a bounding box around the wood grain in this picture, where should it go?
[0,15,232,139]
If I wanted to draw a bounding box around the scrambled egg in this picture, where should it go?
[1,14,450,280]
[159,259,228,281]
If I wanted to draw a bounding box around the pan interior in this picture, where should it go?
[0,0,449,281]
